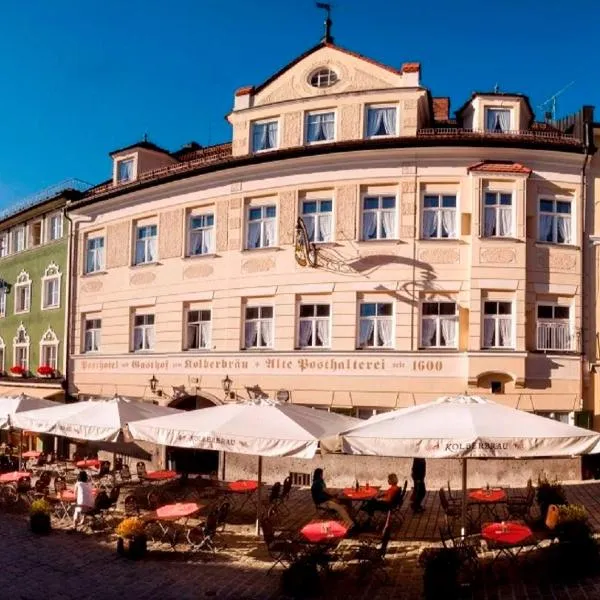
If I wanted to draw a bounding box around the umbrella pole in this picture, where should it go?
[18,430,23,471]
[256,455,263,536]
[461,458,467,537]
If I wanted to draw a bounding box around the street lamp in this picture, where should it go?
[149,374,159,394]
[222,374,232,395]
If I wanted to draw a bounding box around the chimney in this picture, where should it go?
[432,97,450,121]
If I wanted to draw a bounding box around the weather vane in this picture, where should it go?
[316,2,333,43]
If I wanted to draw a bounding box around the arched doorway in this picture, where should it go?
[166,394,220,475]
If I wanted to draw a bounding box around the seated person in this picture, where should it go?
[311,468,354,529]
[363,473,401,519]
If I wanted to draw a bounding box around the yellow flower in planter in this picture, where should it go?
[115,517,145,538]
[30,499,51,515]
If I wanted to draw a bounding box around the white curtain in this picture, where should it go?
[145,326,155,350]
[202,228,214,254]
[499,318,512,347]
[133,328,144,350]
[557,216,571,244]
[362,212,377,239]
[244,322,257,348]
[322,116,334,140]
[378,318,393,347]
[486,110,496,131]
[359,319,374,346]
[86,251,95,274]
[264,220,276,246]
[318,214,332,242]
[381,210,395,239]
[367,109,380,137]
[499,208,512,237]
[483,318,495,347]
[267,123,277,148]
[190,232,203,255]
[440,318,457,347]
[483,207,496,237]
[299,320,312,347]
[498,111,510,132]
[199,322,211,348]
[539,215,553,241]
[261,320,273,347]
[255,124,267,151]
[135,241,146,264]
[381,108,396,135]
[96,246,104,270]
[422,211,438,238]
[188,325,199,348]
[247,222,261,249]
[148,238,157,262]
[304,215,315,241]
[316,319,330,347]
[420,319,436,347]
[441,210,456,238]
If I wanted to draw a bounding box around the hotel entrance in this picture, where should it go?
[166,394,219,475]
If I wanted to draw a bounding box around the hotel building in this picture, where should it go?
[66,40,596,436]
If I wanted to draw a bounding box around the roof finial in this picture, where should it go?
[493,83,500,94]
[143,132,148,143]
[316,2,333,44]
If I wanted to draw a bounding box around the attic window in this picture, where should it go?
[116,158,134,183]
[309,68,338,88]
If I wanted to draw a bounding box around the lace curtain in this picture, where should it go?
[247,222,261,249]
[422,211,438,238]
[318,213,332,242]
[377,319,393,347]
[362,212,377,240]
[440,318,456,347]
[367,107,396,136]
[539,215,553,242]
[359,319,374,346]
[261,320,273,347]
[441,210,456,238]
[244,322,258,348]
[557,216,571,244]
[264,220,276,246]
[316,319,330,347]
[381,210,395,238]
[420,319,436,347]
[498,318,512,347]
[483,318,495,347]
[298,320,312,347]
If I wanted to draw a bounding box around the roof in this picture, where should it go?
[109,140,171,157]
[253,41,404,94]
[468,161,532,175]
[455,92,535,121]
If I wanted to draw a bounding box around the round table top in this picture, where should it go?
[301,520,348,544]
[228,480,258,493]
[469,489,507,503]
[482,521,532,545]
[75,459,100,469]
[342,487,379,500]
[156,502,202,520]
[60,488,98,502]
[0,471,30,483]
[145,470,178,481]
[22,451,42,459]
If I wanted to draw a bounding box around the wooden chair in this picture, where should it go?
[123,494,140,517]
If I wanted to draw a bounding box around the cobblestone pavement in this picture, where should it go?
[4,479,600,599]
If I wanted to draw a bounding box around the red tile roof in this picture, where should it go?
[235,86,254,96]
[432,97,450,121]
[401,62,420,73]
[468,161,532,174]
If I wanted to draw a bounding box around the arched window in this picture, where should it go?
[309,68,338,88]
[39,327,59,372]
[41,262,61,310]
[13,324,30,371]
[14,271,31,314]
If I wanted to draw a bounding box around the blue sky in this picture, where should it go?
[0,0,598,207]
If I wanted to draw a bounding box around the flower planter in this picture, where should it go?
[8,372,23,378]
[117,535,147,560]
[30,512,51,535]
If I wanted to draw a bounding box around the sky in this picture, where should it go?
[0,0,598,207]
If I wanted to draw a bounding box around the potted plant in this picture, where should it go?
[30,499,52,535]
[115,517,147,559]
[554,504,599,575]
[37,365,54,378]
[419,547,461,599]
[536,475,567,521]
[9,365,25,378]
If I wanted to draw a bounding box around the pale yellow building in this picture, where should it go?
[66,41,596,433]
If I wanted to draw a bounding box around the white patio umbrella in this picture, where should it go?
[330,395,600,533]
[126,399,361,533]
[11,395,180,443]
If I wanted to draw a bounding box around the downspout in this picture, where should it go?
[63,206,75,403]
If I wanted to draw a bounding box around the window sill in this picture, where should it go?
[355,347,396,351]
[419,237,461,243]
[14,310,30,316]
[41,306,60,311]
[241,246,282,253]
[480,347,517,352]
[532,349,580,356]
[82,270,108,278]
[252,147,279,154]
[182,348,213,352]
[306,139,335,146]
[183,253,220,261]
[534,242,580,251]
[130,350,155,354]
[479,236,523,243]
[131,261,161,269]
[356,239,403,245]
[241,347,275,351]
[295,347,332,351]
[312,242,340,248]
[418,347,459,352]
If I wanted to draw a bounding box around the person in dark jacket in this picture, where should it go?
[310,468,354,528]
[411,458,426,513]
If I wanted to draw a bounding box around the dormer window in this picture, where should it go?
[485,108,511,133]
[116,158,134,183]
[309,68,338,88]
[252,120,278,152]
[306,111,335,144]
[366,106,397,138]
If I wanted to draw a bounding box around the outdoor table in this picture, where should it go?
[145,470,178,481]
[153,502,203,547]
[468,488,507,528]
[482,521,534,564]
[301,520,348,544]
[22,451,41,459]
[0,471,30,483]
[342,486,379,501]
[75,459,100,470]
[50,487,99,521]
[227,480,259,512]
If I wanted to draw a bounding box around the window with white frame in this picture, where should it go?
[84,318,101,353]
[39,327,59,370]
[247,206,276,249]
[0,337,5,372]
[537,304,571,351]
[47,214,63,241]
[0,287,5,317]
[306,111,335,144]
[366,106,397,137]
[309,68,338,88]
[244,306,273,349]
[0,233,8,257]
[422,194,457,239]
[41,263,61,310]
[12,226,26,252]
[14,271,31,314]
[420,302,458,348]
[538,199,572,244]
[30,221,42,247]
[483,192,513,237]
[187,309,211,350]
[252,120,278,152]
[482,301,513,348]
[301,200,332,242]
[13,324,29,370]
[298,304,330,348]
[358,302,393,348]
[134,224,157,265]
[362,196,396,240]
[133,313,155,351]
[116,158,134,183]
[86,236,105,273]
[188,214,214,256]
[485,108,511,132]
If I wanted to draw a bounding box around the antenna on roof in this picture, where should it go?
[143,132,148,143]
[493,83,500,94]
[316,2,333,44]
[538,81,575,122]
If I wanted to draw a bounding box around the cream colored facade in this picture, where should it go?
[67,43,594,423]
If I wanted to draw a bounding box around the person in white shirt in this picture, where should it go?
[73,470,94,529]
